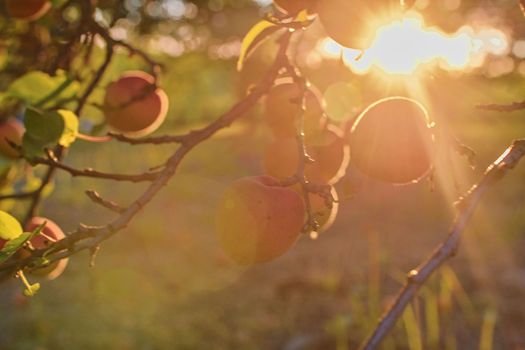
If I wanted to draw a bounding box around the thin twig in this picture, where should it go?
[476,100,525,112]
[85,190,125,213]
[109,132,185,145]
[359,139,525,350]
[32,154,161,183]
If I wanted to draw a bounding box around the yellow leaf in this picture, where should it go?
[237,20,277,71]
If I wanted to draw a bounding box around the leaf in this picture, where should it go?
[0,210,22,241]
[24,108,63,144]
[7,71,79,107]
[0,223,45,264]
[0,232,30,263]
[237,20,280,71]
[55,109,79,147]
[22,108,79,159]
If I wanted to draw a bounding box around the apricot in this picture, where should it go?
[6,0,51,21]
[317,0,404,49]
[24,217,68,280]
[0,118,24,159]
[215,176,305,265]
[349,96,434,184]
[263,125,349,185]
[274,0,317,14]
[264,83,326,139]
[103,71,169,137]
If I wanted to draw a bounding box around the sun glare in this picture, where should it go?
[318,15,509,76]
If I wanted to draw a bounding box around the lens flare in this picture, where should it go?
[318,15,510,75]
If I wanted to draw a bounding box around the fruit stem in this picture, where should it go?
[76,133,113,143]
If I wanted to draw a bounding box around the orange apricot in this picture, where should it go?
[103,71,169,137]
[24,217,68,280]
[215,176,305,265]
[0,118,24,159]
[274,0,317,14]
[264,83,326,139]
[263,125,349,185]
[317,0,404,49]
[349,96,434,184]
[6,0,51,21]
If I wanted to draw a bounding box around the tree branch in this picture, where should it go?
[0,30,294,281]
[359,139,525,350]
[476,100,525,112]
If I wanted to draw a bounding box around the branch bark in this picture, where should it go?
[359,139,525,350]
[0,31,293,281]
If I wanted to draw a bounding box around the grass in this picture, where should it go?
[1,71,525,349]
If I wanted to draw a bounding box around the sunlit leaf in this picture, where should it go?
[55,109,79,147]
[237,20,280,71]
[6,71,79,106]
[0,210,22,241]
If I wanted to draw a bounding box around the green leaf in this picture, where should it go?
[237,20,279,71]
[0,223,45,263]
[22,134,46,159]
[0,210,22,241]
[24,108,63,144]
[0,232,29,263]
[7,71,79,107]
[22,108,79,159]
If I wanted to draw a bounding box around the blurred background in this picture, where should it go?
[1,0,525,349]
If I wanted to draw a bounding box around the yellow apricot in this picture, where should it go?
[216,176,305,264]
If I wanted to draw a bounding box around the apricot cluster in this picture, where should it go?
[103,71,169,137]
[261,82,348,232]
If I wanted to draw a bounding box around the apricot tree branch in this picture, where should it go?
[359,139,525,350]
[0,30,294,281]
[85,190,125,214]
[476,100,525,112]
[108,132,185,145]
[32,154,161,183]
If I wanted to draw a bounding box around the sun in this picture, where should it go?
[318,13,509,77]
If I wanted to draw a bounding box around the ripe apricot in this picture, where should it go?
[317,0,404,49]
[274,0,317,14]
[0,118,24,159]
[6,0,51,21]
[24,217,68,280]
[103,71,169,137]
[264,83,326,139]
[349,96,434,184]
[216,176,305,265]
[263,125,349,185]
